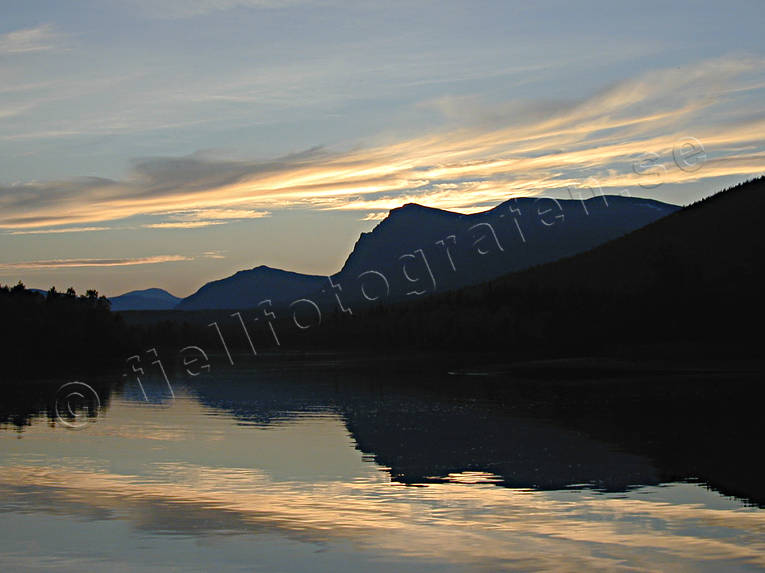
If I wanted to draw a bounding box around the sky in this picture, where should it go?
[1,0,764,297]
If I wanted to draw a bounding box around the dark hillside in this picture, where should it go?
[300,177,765,358]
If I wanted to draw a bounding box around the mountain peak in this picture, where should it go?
[336,192,680,296]
[391,202,441,214]
[176,265,325,310]
[109,287,181,311]
[384,203,458,222]
[123,287,176,296]
[229,265,276,277]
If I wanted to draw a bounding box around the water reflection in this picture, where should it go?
[1,361,764,571]
[185,363,765,505]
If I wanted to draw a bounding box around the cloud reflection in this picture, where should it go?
[1,463,763,571]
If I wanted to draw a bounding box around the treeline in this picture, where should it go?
[0,282,134,380]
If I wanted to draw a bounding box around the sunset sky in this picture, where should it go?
[1,1,764,296]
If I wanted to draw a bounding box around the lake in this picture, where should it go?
[1,357,764,571]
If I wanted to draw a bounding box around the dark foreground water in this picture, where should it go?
[1,358,764,571]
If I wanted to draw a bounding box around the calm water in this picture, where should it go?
[1,359,764,571]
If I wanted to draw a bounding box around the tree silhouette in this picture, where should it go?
[0,283,133,380]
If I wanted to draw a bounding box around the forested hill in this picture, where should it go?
[306,177,765,357]
[493,176,765,296]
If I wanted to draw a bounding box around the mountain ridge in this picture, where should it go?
[167,193,679,311]
[321,193,679,308]
[176,265,325,310]
[109,288,181,311]
[320,176,765,355]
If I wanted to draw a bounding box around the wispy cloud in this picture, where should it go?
[0,255,192,270]
[5,226,110,236]
[0,24,64,54]
[361,212,387,221]
[143,221,227,229]
[127,0,310,19]
[1,57,763,229]
[202,250,227,259]
[167,208,271,220]
[143,208,271,229]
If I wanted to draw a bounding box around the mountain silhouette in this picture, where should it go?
[320,195,677,307]
[109,288,181,311]
[311,177,764,355]
[176,265,325,310]
[490,178,765,297]
[174,195,677,311]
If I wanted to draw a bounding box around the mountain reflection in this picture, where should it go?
[2,361,763,508]
[187,365,765,507]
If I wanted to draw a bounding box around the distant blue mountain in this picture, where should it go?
[109,288,181,311]
[175,265,325,310]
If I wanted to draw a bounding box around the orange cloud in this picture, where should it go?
[1,57,763,230]
[0,255,193,270]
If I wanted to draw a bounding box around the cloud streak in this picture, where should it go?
[143,208,272,229]
[143,221,227,229]
[1,57,763,230]
[0,24,64,54]
[5,226,110,235]
[126,0,311,19]
[0,255,192,270]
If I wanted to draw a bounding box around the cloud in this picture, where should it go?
[5,226,110,235]
[0,255,192,270]
[126,0,310,19]
[1,57,764,230]
[169,208,271,220]
[143,221,227,229]
[0,24,64,54]
[361,212,387,221]
[202,250,226,259]
[143,208,272,229]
